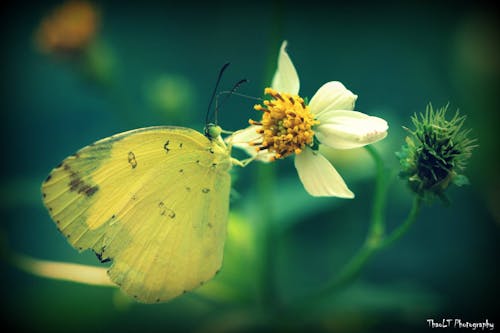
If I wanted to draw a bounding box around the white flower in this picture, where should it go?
[229,41,388,198]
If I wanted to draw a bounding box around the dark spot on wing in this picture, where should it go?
[209,147,214,154]
[156,298,160,303]
[94,250,111,263]
[211,163,217,168]
[65,165,99,197]
[196,160,200,164]
[128,151,137,169]
[185,186,191,192]
[69,178,82,190]
[42,192,46,198]
[44,174,52,183]
[84,185,98,196]
[207,222,213,229]
[179,143,183,148]
[179,169,184,173]
[164,140,170,153]
[202,188,210,193]
[56,162,63,169]
[159,201,175,219]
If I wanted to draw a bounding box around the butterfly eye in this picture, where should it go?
[205,123,222,140]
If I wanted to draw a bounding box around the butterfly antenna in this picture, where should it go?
[214,78,248,125]
[206,62,231,126]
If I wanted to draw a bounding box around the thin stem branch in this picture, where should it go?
[380,196,422,250]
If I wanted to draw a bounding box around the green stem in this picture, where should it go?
[256,3,283,310]
[321,243,376,293]
[365,145,388,244]
[257,163,277,307]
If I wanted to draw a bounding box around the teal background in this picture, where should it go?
[1,1,499,332]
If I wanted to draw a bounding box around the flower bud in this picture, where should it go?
[397,104,476,202]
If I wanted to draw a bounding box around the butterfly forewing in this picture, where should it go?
[42,126,232,303]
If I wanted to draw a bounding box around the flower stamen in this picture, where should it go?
[250,87,319,160]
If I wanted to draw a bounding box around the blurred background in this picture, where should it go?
[1,1,499,332]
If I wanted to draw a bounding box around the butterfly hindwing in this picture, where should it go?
[42,126,232,303]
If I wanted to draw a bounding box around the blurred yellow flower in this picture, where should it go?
[36,0,100,54]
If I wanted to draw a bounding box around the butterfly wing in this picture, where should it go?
[42,126,232,303]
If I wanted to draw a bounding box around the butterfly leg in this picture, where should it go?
[231,155,257,167]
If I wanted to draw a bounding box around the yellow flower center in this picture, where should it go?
[250,87,318,160]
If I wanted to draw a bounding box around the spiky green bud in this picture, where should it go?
[396,104,477,202]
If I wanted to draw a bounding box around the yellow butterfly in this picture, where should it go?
[41,124,236,303]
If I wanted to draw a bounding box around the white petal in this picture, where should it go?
[309,81,358,117]
[226,126,274,162]
[316,110,388,149]
[271,41,300,95]
[226,125,261,145]
[294,148,354,198]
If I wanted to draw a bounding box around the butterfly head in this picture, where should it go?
[204,123,223,141]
